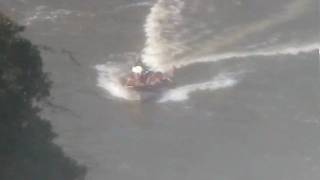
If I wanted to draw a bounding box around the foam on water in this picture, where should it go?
[113,1,153,12]
[141,0,186,71]
[95,61,241,102]
[95,42,318,102]
[23,5,94,26]
[23,6,72,25]
[168,43,320,69]
[95,64,140,101]
[141,0,315,70]
[188,0,314,58]
[159,72,240,103]
[95,0,318,102]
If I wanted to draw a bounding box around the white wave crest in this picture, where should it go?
[159,72,240,103]
[95,64,141,101]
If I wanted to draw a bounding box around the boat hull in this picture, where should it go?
[120,76,173,101]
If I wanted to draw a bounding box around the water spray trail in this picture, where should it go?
[169,43,320,68]
[141,0,315,70]
[141,0,186,70]
[112,1,153,13]
[159,72,241,103]
[95,0,318,102]
[185,0,314,60]
[95,64,140,101]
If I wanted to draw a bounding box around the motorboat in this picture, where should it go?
[122,65,175,92]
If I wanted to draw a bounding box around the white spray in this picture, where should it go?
[141,0,186,71]
[141,0,315,70]
[159,72,241,103]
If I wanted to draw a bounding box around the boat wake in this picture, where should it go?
[95,63,141,101]
[159,72,241,103]
[95,62,241,102]
[141,0,186,71]
[141,0,316,71]
[168,43,320,69]
[95,0,318,103]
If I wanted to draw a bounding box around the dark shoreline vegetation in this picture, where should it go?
[0,12,86,179]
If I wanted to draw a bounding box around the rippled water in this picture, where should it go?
[1,0,319,179]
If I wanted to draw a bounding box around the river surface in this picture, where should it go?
[1,0,319,179]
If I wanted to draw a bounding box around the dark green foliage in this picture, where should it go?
[0,13,86,180]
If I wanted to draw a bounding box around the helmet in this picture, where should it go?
[131,66,143,74]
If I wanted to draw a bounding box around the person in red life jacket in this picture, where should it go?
[126,65,145,87]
